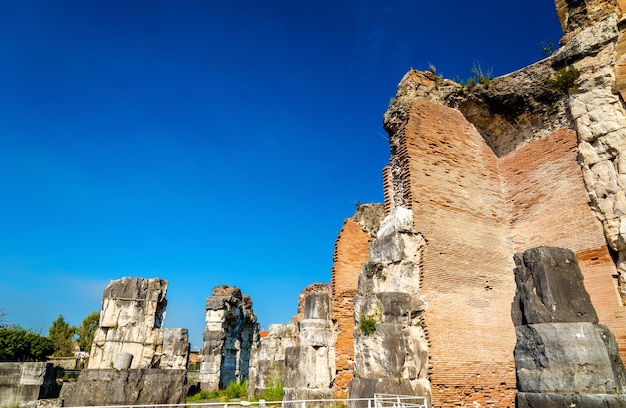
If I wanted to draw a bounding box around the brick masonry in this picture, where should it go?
[384,99,626,407]
[330,218,373,398]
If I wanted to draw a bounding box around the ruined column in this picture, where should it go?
[348,206,430,408]
[512,246,626,406]
[248,323,296,399]
[283,292,336,407]
[200,285,259,391]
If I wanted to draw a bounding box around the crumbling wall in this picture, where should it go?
[330,203,384,398]
[376,3,626,404]
[200,285,258,390]
[284,293,336,407]
[349,207,430,408]
[512,246,626,407]
[88,277,188,370]
[0,362,59,408]
[384,95,518,406]
[248,323,296,399]
[68,277,189,406]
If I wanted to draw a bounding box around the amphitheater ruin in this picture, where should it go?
[7,0,626,407]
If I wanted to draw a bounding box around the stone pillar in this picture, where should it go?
[512,246,626,406]
[284,293,336,407]
[348,207,430,408]
[248,323,296,399]
[200,285,259,391]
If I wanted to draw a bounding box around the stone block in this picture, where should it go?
[161,328,189,369]
[64,368,186,406]
[284,345,334,389]
[0,362,59,408]
[283,388,336,408]
[298,320,333,347]
[516,392,626,408]
[511,246,599,325]
[354,323,427,379]
[348,378,431,408]
[304,293,330,320]
[514,323,615,393]
[596,324,626,393]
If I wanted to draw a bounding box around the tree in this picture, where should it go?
[76,311,100,353]
[0,325,54,361]
[48,315,75,357]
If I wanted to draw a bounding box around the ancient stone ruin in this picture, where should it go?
[65,277,189,406]
[335,1,626,405]
[248,323,296,399]
[512,246,626,406]
[0,362,58,408]
[199,285,258,391]
[284,292,336,407]
[349,206,430,406]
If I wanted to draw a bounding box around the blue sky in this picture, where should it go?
[0,1,563,350]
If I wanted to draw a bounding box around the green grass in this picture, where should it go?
[255,377,284,401]
[187,380,248,402]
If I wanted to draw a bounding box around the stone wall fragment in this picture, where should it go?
[512,246,626,405]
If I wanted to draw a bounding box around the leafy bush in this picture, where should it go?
[359,316,377,336]
[225,379,248,399]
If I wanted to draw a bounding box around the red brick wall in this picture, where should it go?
[387,99,626,407]
[500,129,626,357]
[330,218,373,398]
[398,100,517,407]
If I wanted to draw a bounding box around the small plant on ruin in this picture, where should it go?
[466,62,493,88]
[359,315,377,336]
[540,40,557,57]
[256,376,284,401]
[545,66,580,91]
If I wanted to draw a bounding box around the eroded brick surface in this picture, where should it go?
[384,99,626,407]
[330,218,373,398]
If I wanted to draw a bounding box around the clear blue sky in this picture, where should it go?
[0,1,563,350]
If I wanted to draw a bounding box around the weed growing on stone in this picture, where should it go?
[255,377,284,402]
[457,62,493,89]
[540,40,556,57]
[545,66,580,91]
[359,316,377,336]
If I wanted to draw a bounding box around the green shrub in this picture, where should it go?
[359,316,377,336]
[224,379,248,399]
[256,377,284,401]
[546,66,580,91]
